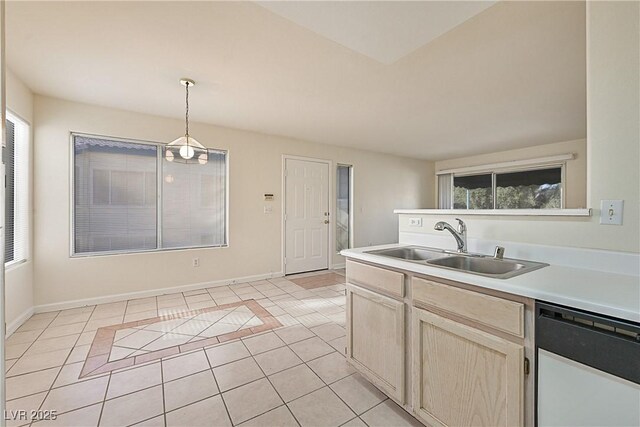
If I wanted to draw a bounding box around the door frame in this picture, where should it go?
[281,154,334,276]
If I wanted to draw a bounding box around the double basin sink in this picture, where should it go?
[365,246,547,279]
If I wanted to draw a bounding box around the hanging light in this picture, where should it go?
[165,78,208,165]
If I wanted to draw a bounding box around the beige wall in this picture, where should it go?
[400,1,639,254]
[32,96,433,306]
[435,139,587,208]
[5,68,34,327]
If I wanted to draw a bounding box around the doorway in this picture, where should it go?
[283,157,330,275]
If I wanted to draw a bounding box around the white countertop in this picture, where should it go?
[341,244,640,323]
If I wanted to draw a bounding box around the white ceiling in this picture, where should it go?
[256,1,496,64]
[5,1,586,160]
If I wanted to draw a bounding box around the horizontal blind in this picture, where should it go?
[437,173,452,209]
[162,151,227,248]
[5,113,29,265]
[5,119,15,263]
[74,136,158,253]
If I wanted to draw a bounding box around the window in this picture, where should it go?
[496,168,561,209]
[5,112,29,265]
[162,151,227,249]
[336,164,352,251]
[439,166,563,210]
[453,174,493,209]
[73,134,227,255]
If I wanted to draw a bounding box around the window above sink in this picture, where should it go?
[425,140,591,217]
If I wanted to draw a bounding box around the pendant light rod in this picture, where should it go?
[180,78,195,140]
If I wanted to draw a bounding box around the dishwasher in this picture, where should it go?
[536,301,640,426]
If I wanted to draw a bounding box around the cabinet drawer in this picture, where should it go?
[412,277,524,338]
[347,260,404,298]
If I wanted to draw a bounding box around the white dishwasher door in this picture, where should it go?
[538,349,640,427]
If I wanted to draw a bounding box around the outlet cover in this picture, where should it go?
[600,200,624,225]
[408,218,423,227]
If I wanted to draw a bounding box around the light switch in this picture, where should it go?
[408,218,423,227]
[600,200,623,225]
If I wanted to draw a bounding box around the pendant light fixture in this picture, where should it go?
[165,78,208,165]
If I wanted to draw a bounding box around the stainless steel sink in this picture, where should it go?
[366,246,449,261]
[427,255,547,279]
[365,246,547,279]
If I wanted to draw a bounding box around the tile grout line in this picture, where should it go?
[202,349,234,426]
[160,357,167,427]
[32,305,98,415]
[96,371,112,426]
[6,311,62,377]
[24,305,101,425]
[245,349,305,427]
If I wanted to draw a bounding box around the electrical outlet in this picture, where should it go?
[192,258,200,267]
[408,218,423,227]
[600,200,624,225]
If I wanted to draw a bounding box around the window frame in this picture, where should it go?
[5,110,30,269]
[446,163,566,210]
[69,132,229,257]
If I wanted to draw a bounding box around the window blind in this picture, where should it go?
[73,134,228,255]
[74,136,158,253]
[5,113,29,265]
[437,173,453,209]
[5,119,15,263]
[162,151,227,249]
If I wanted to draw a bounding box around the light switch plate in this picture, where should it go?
[408,218,423,227]
[600,200,624,225]
[264,205,273,214]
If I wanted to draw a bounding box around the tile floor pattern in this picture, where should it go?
[4,271,423,427]
[81,300,282,378]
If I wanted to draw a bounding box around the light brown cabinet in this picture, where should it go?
[412,307,524,427]
[346,283,405,403]
[345,260,532,427]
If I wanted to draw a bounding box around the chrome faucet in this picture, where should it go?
[434,218,467,253]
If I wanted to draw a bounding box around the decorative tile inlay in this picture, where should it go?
[290,272,346,290]
[80,300,281,378]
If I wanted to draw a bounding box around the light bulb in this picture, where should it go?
[179,145,195,159]
[198,153,208,165]
[165,150,174,162]
[179,145,195,160]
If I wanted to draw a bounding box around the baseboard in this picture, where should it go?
[34,271,285,314]
[7,306,35,337]
[331,263,346,270]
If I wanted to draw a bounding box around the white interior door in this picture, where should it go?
[284,158,329,275]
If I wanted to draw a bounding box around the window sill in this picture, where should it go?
[393,208,592,217]
[70,244,229,258]
[5,259,28,272]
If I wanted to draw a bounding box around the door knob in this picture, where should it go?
[324,220,330,224]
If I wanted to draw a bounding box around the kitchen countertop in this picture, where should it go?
[341,244,640,323]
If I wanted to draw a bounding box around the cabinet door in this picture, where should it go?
[412,308,523,427]
[346,284,405,403]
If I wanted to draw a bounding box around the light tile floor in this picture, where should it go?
[4,270,423,427]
